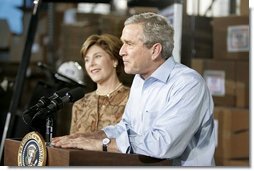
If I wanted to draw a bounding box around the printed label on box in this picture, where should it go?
[227,25,249,52]
[204,70,225,96]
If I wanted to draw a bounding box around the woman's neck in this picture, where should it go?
[96,78,122,96]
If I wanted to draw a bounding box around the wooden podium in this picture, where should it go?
[4,139,171,166]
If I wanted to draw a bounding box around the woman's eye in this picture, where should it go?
[84,58,89,63]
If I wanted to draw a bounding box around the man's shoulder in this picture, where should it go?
[172,63,205,83]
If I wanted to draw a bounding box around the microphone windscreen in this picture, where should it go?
[55,87,70,97]
[66,87,85,102]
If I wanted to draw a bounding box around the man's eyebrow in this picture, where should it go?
[123,39,132,44]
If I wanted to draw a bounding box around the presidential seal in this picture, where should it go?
[18,131,47,166]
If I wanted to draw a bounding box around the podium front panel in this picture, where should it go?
[5,139,171,166]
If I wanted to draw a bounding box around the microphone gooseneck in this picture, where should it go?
[31,87,85,120]
[23,87,70,116]
[43,87,85,146]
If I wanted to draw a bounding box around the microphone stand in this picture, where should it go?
[0,0,42,163]
[45,116,53,146]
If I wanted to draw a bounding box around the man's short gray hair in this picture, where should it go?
[124,12,174,60]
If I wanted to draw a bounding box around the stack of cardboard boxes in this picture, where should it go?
[58,12,127,64]
[191,15,249,166]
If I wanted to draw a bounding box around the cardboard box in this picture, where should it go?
[236,61,249,108]
[222,159,250,166]
[0,19,11,49]
[191,58,249,107]
[76,13,101,25]
[59,23,99,61]
[212,16,249,60]
[191,58,236,106]
[99,14,127,37]
[214,107,249,164]
[182,16,213,61]
[128,7,159,15]
[240,0,249,16]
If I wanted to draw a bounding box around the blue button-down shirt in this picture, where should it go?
[103,57,216,166]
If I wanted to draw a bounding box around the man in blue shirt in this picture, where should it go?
[52,12,216,166]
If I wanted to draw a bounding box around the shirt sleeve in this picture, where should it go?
[128,76,213,159]
[102,118,131,153]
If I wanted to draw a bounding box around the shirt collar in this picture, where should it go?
[148,57,176,83]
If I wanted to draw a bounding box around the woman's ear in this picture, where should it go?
[113,60,118,68]
[151,43,162,60]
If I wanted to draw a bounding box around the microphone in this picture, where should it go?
[32,87,85,120]
[23,87,70,115]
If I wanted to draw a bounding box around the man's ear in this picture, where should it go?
[151,43,162,60]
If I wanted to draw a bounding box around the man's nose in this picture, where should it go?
[119,44,126,56]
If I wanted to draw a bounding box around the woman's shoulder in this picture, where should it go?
[118,84,130,96]
[110,84,130,105]
[73,91,96,105]
[122,84,130,91]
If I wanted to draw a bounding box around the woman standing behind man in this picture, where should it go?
[69,34,130,134]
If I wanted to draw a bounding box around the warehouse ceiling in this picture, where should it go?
[42,0,182,9]
[43,0,111,3]
[127,0,181,9]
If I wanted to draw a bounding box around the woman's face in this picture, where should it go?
[84,45,117,84]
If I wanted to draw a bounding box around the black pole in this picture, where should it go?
[45,116,53,146]
[0,0,42,163]
[229,0,236,15]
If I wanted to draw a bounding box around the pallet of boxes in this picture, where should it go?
[191,15,249,166]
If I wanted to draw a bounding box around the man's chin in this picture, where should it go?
[124,69,133,75]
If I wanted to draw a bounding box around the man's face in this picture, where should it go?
[119,24,153,79]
